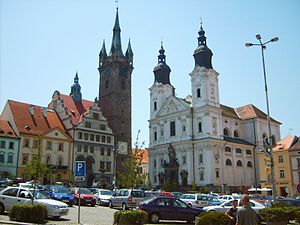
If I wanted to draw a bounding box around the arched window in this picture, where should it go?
[246,149,252,155]
[234,130,239,138]
[236,148,242,154]
[154,131,157,141]
[225,159,232,166]
[154,102,157,110]
[58,156,63,167]
[225,147,232,152]
[153,160,157,168]
[237,160,243,167]
[247,161,253,167]
[183,156,186,164]
[199,154,203,163]
[198,122,202,133]
[223,128,230,136]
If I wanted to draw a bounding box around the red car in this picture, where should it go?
[72,188,96,206]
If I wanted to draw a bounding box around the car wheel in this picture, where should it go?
[149,212,160,223]
[0,203,4,214]
[109,201,113,208]
[98,199,102,206]
[122,203,127,210]
[188,203,192,207]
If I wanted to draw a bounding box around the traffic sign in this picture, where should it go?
[75,161,86,177]
[297,183,300,193]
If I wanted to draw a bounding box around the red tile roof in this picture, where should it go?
[56,94,95,125]
[273,135,298,152]
[289,136,300,151]
[0,119,18,138]
[8,100,67,136]
[235,104,280,123]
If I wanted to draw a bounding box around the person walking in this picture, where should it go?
[225,199,238,225]
[236,194,261,225]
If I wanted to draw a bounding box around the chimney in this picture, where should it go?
[42,107,48,117]
[29,105,35,116]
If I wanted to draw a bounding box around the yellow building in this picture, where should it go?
[258,136,298,196]
[1,100,73,184]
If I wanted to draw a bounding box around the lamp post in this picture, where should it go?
[245,34,279,202]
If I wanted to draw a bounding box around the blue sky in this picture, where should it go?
[1,0,299,146]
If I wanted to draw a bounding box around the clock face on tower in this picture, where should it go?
[119,66,128,78]
[103,67,111,77]
[118,141,128,155]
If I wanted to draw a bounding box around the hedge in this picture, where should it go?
[10,203,47,224]
[196,211,230,225]
[113,210,148,225]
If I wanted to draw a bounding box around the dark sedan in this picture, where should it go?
[138,196,205,223]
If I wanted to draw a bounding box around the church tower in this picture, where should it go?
[190,24,222,139]
[98,8,133,169]
[70,72,82,102]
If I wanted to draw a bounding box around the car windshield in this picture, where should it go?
[100,190,112,195]
[29,189,48,199]
[78,188,92,194]
[53,187,70,193]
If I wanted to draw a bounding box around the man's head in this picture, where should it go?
[233,199,238,207]
[241,194,250,206]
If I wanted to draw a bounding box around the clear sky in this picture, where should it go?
[1,0,299,146]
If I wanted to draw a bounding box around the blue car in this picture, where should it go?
[138,196,204,223]
[45,185,74,206]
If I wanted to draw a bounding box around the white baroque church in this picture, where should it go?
[148,25,281,192]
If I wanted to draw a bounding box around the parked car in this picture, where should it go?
[44,185,74,206]
[109,188,146,210]
[203,199,265,212]
[0,187,69,218]
[138,196,205,223]
[12,177,23,184]
[179,193,210,208]
[217,194,240,203]
[71,187,96,206]
[93,189,113,206]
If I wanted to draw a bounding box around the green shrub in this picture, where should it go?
[113,210,148,225]
[10,203,47,224]
[195,211,230,225]
[259,203,300,223]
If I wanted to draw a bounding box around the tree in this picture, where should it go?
[25,159,50,183]
[117,130,147,188]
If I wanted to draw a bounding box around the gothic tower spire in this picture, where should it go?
[110,8,123,56]
[70,71,82,102]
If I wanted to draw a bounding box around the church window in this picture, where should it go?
[247,161,253,167]
[154,131,157,141]
[46,141,52,150]
[182,126,186,132]
[154,102,157,110]
[58,143,64,151]
[225,147,231,152]
[246,149,252,155]
[234,130,239,138]
[237,160,243,167]
[199,171,204,181]
[78,132,82,139]
[183,156,186,164]
[199,154,203,163]
[170,121,176,136]
[154,174,157,183]
[198,122,202,133]
[225,159,232,166]
[235,148,242,154]
[223,128,230,136]
[105,80,109,89]
[197,88,201,98]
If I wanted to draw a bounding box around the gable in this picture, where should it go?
[156,96,190,117]
[43,127,71,141]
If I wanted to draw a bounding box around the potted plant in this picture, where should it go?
[259,203,300,225]
[195,211,230,225]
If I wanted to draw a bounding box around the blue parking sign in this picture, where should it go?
[75,161,86,177]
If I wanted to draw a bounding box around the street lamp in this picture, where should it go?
[245,34,279,202]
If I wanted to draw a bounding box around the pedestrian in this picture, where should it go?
[225,199,238,225]
[236,194,261,225]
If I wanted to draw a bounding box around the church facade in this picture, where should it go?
[148,25,281,192]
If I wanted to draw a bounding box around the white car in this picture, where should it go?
[179,193,210,208]
[93,189,113,206]
[203,199,265,212]
[0,187,69,218]
[218,195,240,203]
